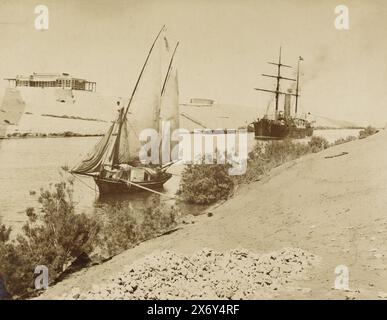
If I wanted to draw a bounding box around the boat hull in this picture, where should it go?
[94,173,172,195]
[253,119,313,140]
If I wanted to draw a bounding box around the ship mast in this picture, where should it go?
[161,42,179,97]
[294,56,302,115]
[255,47,297,120]
[111,107,124,168]
[123,25,166,119]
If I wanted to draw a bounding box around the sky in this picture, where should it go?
[0,0,386,126]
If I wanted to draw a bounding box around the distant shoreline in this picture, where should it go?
[0,132,103,140]
[0,127,365,140]
[314,126,365,130]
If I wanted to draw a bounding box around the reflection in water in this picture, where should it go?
[94,188,206,222]
[95,191,162,215]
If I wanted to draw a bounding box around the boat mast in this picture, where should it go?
[294,56,302,115]
[255,47,296,120]
[123,25,166,119]
[161,42,179,96]
[274,47,282,115]
[158,42,180,166]
[157,41,179,132]
[110,107,124,168]
[109,26,165,168]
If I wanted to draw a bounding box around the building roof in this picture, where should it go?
[6,73,90,82]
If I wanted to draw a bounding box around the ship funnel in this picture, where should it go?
[284,92,291,118]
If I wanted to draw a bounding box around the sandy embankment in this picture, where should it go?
[40,129,387,299]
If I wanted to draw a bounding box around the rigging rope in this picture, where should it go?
[69,172,99,194]
[120,179,176,200]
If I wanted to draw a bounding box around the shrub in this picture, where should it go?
[234,140,310,184]
[0,179,100,297]
[333,135,357,146]
[0,272,11,300]
[0,219,12,299]
[0,219,11,243]
[178,163,234,205]
[96,202,141,258]
[98,198,178,257]
[63,131,75,137]
[265,139,310,164]
[359,126,378,139]
[233,142,267,184]
[140,199,178,241]
[0,178,181,298]
[308,136,329,153]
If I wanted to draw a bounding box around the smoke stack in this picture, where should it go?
[284,93,291,118]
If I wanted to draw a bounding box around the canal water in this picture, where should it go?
[0,129,360,231]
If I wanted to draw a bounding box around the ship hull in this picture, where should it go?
[253,119,313,140]
[94,173,172,195]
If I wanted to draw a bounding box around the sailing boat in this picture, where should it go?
[70,27,180,194]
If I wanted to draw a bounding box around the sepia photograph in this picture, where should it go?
[0,0,386,306]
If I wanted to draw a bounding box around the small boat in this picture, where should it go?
[94,170,172,194]
[70,26,180,195]
[252,48,313,140]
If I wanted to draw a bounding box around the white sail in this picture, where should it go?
[125,31,170,162]
[72,27,179,182]
[160,68,179,133]
[160,67,179,163]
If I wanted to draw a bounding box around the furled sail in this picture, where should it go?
[71,122,115,174]
[110,115,131,165]
[125,30,170,162]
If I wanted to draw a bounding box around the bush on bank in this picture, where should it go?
[0,220,12,299]
[359,126,378,139]
[179,136,333,203]
[0,180,100,297]
[178,163,234,205]
[333,135,357,146]
[235,139,311,185]
[99,199,178,257]
[307,136,330,152]
[0,180,178,298]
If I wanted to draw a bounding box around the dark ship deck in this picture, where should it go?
[253,117,313,140]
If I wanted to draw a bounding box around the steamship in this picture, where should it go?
[252,48,313,139]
